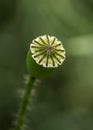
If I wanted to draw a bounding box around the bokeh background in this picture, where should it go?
[0,0,93,129]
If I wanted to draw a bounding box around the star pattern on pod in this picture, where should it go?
[30,35,66,68]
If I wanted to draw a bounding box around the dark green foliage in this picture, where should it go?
[0,0,93,130]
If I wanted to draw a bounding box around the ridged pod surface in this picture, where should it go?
[26,35,66,78]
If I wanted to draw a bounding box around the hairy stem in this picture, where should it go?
[15,76,35,130]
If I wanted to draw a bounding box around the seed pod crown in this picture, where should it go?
[30,35,65,68]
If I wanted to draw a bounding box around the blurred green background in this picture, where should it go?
[0,0,93,129]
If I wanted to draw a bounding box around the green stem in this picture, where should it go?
[15,76,35,130]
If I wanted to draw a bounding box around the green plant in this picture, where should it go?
[15,35,66,130]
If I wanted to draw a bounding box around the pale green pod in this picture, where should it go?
[26,35,66,78]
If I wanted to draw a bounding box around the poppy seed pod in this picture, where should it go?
[26,35,66,78]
